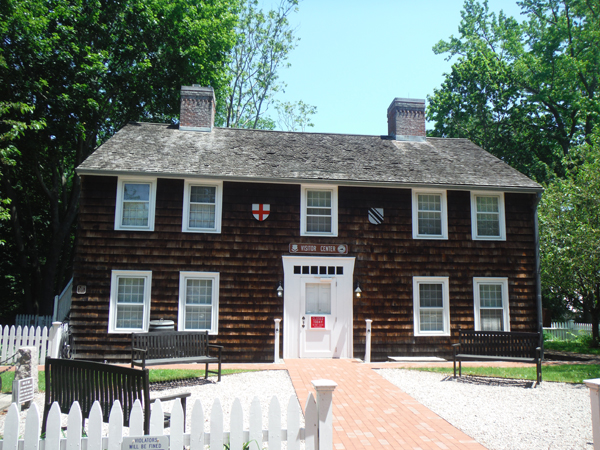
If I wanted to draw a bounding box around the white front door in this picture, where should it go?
[282,256,355,359]
[300,279,334,357]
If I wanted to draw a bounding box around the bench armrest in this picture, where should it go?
[208,344,223,359]
[151,392,192,403]
[131,347,148,368]
[451,343,460,347]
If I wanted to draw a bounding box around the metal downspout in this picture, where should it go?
[534,192,544,358]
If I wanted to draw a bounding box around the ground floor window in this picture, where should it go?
[473,277,510,331]
[178,272,220,334]
[413,277,450,336]
[108,270,152,333]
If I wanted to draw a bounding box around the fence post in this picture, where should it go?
[586,378,600,450]
[365,319,372,363]
[49,322,62,358]
[274,318,281,364]
[312,379,337,450]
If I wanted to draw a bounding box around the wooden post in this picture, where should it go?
[312,379,337,450]
[586,378,600,449]
[365,319,372,363]
[49,322,62,358]
[274,318,281,364]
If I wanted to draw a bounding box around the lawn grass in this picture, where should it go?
[0,368,255,393]
[544,339,600,355]
[413,364,600,384]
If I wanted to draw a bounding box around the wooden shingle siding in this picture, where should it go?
[71,177,537,362]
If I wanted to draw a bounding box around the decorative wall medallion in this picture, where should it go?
[368,208,384,225]
[252,204,270,221]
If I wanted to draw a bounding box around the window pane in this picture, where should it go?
[117,278,145,303]
[420,309,443,331]
[480,284,503,308]
[190,186,216,203]
[122,202,149,227]
[477,196,499,213]
[307,191,331,207]
[419,284,443,308]
[418,194,441,212]
[417,194,442,235]
[116,305,144,329]
[305,283,331,314]
[124,184,150,201]
[481,309,503,331]
[307,216,332,232]
[189,204,216,228]
[476,196,500,237]
[185,305,212,330]
[186,279,213,305]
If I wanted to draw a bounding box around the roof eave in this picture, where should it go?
[75,168,544,193]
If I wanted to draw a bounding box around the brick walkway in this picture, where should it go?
[283,359,485,450]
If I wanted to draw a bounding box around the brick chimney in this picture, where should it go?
[387,98,426,141]
[180,85,215,132]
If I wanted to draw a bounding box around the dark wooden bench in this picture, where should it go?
[42,357,191,434]
[131,330,223,381]
[453,329,542,384]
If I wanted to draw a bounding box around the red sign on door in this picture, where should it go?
[311,316,326,329]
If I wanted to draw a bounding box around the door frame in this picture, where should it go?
[282,255,355,359]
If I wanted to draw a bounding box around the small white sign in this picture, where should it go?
[122,436,169,450]
[12,377,34,404]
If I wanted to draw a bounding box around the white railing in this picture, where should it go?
[14,314,52,329]
[53,277,73,323]
[544,321,593,341]
[0,323,61,365]
[1,380,337,450]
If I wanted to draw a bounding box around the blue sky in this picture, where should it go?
[262,1,525,135]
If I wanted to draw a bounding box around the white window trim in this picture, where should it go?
[114,177,157,231]
[413,276,451,337]
[182,180,223,233]
[470,191,506,241]
[108,270,152,333]
[473,277,510,331]
[411,189,448,239]
[300,185,338,237]
[178,271,220,334]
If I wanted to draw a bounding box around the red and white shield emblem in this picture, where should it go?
[252,204,270,221]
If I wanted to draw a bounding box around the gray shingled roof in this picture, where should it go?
[76,123,542,192]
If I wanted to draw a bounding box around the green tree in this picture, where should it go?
[539,133,600,344]
[428,0,600,183]
[221,0,299,129]
[275,100,317,132]
[0,0,238,317]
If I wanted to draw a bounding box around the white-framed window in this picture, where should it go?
[301,185,338,236]
[412,189,448,239]
[114,178,157,231]
[413,276,450,336]
[182,180,223,233]
[108,270,152,333]
[178,272,220,334]
[471,192,506,240]
[473,277,510,331]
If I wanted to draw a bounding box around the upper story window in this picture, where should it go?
[178,271,219,334]
[471,192,506,240]
[473,277,510,331]
[108,270,152,333]
[115,178,157,231]
[301,185,338,236]
[412,189,448,239]
[413,276,450,336]
[182,180,223,233]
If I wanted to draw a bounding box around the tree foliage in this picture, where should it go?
[275,100,317,132]
[0,0,238,317]
[539,133,600,343]
[221,0,299,129]
[428,0,600,183]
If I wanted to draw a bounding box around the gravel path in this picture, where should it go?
[377,368,593,450]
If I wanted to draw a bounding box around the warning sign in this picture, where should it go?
[311,317,326,329]
[122,436,169,450]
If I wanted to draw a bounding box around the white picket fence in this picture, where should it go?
[544,321,593,341]
[0,323,62,365]
[0,379,337,450]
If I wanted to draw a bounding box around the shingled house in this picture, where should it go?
[71,85,543,362]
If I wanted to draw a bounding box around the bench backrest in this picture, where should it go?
[43,358,150,431]
[459,330,541,358]
[132,331,210,359]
